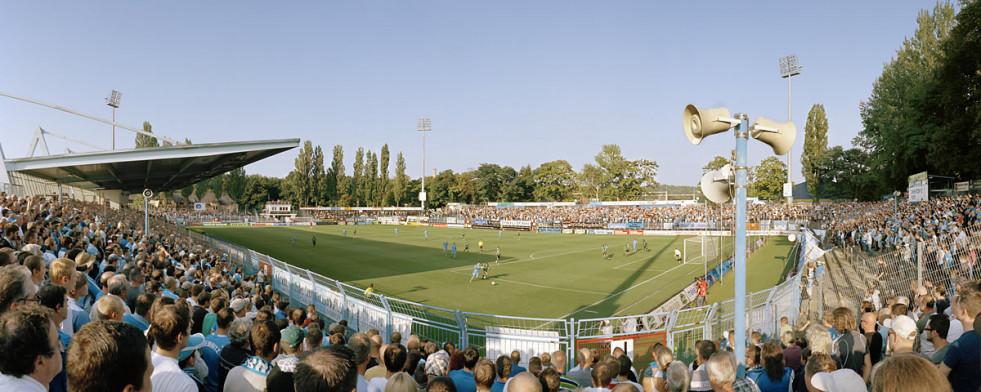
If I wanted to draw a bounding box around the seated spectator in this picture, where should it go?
[293,345,358,392]
[66,320,152,392]
[0,305,62,391]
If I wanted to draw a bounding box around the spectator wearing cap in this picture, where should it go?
[809,368,867,392]
[367,343,407,392]
[224,320,280,392]
[149,304,197,392]
[231,298,249,320]
[267,325,306,392]
[886,315,919,356]
[178,333,208,390]
[67,321,153,392]
[450,346,479,392]
[0,305,62,391]
[202,307,234,392]
[218,318,253,391]
[425,350,450,388]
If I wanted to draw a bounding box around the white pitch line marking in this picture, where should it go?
[448,269,607,295]
[559,262,690,319]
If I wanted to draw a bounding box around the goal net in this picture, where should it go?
[684,235,721,265]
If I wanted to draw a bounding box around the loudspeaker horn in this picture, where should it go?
[700,164,733,204]
[683,105,733,145]
[750,117,797,155]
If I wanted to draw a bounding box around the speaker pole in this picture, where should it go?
[733,113,749,378]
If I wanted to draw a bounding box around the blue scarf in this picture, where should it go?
[244,356,272,377]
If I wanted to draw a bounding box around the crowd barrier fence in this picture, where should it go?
[185,228,806,368]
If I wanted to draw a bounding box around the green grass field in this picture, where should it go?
[195,225,794,319]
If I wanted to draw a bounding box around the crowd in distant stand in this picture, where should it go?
[432,204,813,226]
[0,191,975,392]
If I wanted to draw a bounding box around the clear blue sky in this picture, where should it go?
[0,1,935,187]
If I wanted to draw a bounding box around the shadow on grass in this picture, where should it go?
[199,227,509,282]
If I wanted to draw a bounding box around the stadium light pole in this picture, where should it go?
[106,90,122,150]
[779,55,801,205]
[417,118,431,212]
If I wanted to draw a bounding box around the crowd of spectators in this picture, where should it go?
[0,191,977,392]
[432,203,813,226]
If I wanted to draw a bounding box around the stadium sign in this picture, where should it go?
[194,203,205,211]
[908,171,929,202]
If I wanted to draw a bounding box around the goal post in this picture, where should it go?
[683,235,721,266]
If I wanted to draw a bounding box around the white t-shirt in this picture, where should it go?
[151,352,197,392]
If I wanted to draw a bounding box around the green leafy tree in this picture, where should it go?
[932,0,981,179]
[392,152,409,206]
[702,156,730,173]
[225,168,246,202]
[801,104,829,203]
[427,169,457,209]
[857,2,956,193]
[533,160,576,201]
[282,141,324,207]
[751,157,787,200]
[352,147,365,206]
[622,159,659,199]
[579,164,604,201]
[365,151,378,206]
[473,164,516,202]
[135,121,159,148]
[327,145,345,206]
[379,144,390,206]
[451,171,478,205]
[594,144,629,199]
[820,146,877,200]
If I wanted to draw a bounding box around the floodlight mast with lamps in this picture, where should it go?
[106,90,122,150]
[779,55,801,204]
[417,118,431,212]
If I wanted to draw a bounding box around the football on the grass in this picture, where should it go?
[492,281,496,285]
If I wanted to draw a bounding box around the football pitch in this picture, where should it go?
[194,225,794,319]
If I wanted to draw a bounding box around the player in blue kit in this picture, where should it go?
[443,241,449,255]
[451,243,457,259]
[469,263,481,282]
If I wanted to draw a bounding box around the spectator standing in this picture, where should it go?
[224,319,280,392]
[66,321,153,392]
[367,343,407,392]
[267,325,306,392]
[293,345,358,392]
[149,304,197,392]
[939,290,981,392]
[927,314,951,365]
[37,285,70,392]
[202,307,234,392]
[491,355,511,392]
[218,318,253,391]
[748,342,791,392]
[449,346,479,392]
[829,307,871,382]
[566,348,592,388]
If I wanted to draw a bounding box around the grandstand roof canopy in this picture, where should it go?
[3,139,299,193]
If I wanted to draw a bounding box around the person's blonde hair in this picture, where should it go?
[956,289,981,318]
[384,372,418,392]
[49,258,77,284]
[870,354,951,392]
[655,346,674,371]
[780,331,794,346]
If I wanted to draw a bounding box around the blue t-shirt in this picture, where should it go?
[491,380,506,392]
[203,333,231,392]
[449,369,476,392]
[749,367,792,392]
[943,330,981,392]
[509,365,527,377]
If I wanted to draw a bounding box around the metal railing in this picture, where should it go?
[188,229,806,368]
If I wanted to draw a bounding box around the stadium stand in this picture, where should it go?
[0,192,969,392]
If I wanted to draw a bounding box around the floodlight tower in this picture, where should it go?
[779,55,801,204]
[106,90,122,150]
[417,118,431,212]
